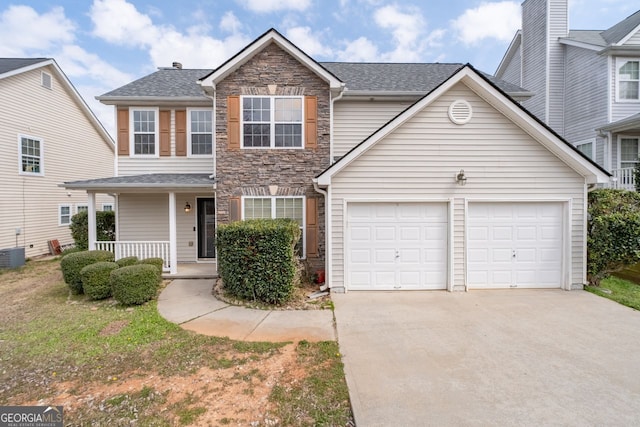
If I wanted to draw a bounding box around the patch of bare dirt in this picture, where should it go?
[99,320,130,336]
[24,344,303,425]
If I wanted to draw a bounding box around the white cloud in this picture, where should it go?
[452,1,521,45]
[286,26,332,57]
[90,0,251,69]
[239,0,312,13]
[373,4,427,61]
[0,5,75,56]
[219,11,242,33]
[336,36,380,62]
[57,45,131,89]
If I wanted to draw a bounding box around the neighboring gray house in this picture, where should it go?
[66,29,609,292]
[496,0,640,189]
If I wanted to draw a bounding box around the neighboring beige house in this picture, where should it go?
[0,58,114,258]
[66,30,610,292]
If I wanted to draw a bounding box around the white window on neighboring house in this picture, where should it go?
[131,108,158,156]
[19,135,44,175]
[576,139,595,160]
[59,205,71,226]
[76,204,88,214]
[617,59,640,101]
[243,196,305,257]
[102,204,114,212]
[242,96,303,148]
[620,137,640,169]
[189,109,213,156]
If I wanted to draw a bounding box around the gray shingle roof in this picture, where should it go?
[0,58,49,75]
[565,30,607,47]
[98,69,212,99]
[99,62,528,99]
[64,173,215,189]
[601,10,640,45]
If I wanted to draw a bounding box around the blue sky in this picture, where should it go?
[1,0,636,135]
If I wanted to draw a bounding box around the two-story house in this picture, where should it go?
[0,58,114,258]
[495,0,640,189]
[65,29,609,292]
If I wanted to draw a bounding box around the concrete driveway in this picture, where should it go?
[333,290,640,426]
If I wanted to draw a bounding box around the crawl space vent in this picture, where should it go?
[448,100,472,125]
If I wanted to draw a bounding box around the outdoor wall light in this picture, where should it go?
[184,202,191,213]
[456,169,467,186]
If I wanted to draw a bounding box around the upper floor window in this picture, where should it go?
[131,109,158,156]
[617,59,639,101]
[189,109,213,155]
[19,135,43,175]
[242,96,303,148]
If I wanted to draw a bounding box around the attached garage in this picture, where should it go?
[467,202,565,289]
[346,202,448,290]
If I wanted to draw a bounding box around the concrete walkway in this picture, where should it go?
[334,290,640,427]
[157,279,336,342]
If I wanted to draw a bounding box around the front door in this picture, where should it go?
[197,198,216,259]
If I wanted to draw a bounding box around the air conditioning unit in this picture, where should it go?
[0,247,25,269]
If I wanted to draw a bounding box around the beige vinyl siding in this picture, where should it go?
[564,46,609,144]
[521,0,548,122]
[329,83,586,290]
[118,109,213,176]
[118,193,213,263]
[0,66,114,257]
[333,99,414,157]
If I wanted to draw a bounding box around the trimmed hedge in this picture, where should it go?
[116,256,139,267]
[588,189,640,285]
[81,261,119,300]
[69,211,116,250]
[137,257,164,277]
[216,218,301,305]
[60,250,115,294]
[110,264,160,305]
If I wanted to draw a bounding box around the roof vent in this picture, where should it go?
[172,62,182,69]
[448,100,472,125]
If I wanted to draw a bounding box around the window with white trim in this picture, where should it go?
[243,196,305,256]
[19,135,43,175]
[76,204,88,214]
[617,59,640,101]
[102,204,114,212]
[189,109,213,155]
[131,108,158,155]
[59,205,71,226]
[620,137,640,169]
[242,96,303,148]
[576,140,595,160]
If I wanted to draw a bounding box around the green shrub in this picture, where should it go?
[588,189,640,285]
[137,257,164,277]
[60,250,115,294]
[110,264,160,306]
[70,211,116,250]
[81,262,119,300]
[116,256,139,267]
[216,219,301,305]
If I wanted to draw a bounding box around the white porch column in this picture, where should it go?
[168,192,178,275]
[88,192,97,250]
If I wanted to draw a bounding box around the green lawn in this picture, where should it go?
[0,259,353,426]
[586,275,640,311]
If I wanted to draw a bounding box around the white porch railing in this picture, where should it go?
[611,168,636,191]
[95,241,170,272]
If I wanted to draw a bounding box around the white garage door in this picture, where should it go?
[467,202,564,289]
[347,202,448,290]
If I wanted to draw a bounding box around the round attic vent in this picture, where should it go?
[448,100,473,125]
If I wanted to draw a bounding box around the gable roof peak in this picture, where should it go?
[601,8,640,45]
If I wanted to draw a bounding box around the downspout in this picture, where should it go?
[313,179,330,291]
